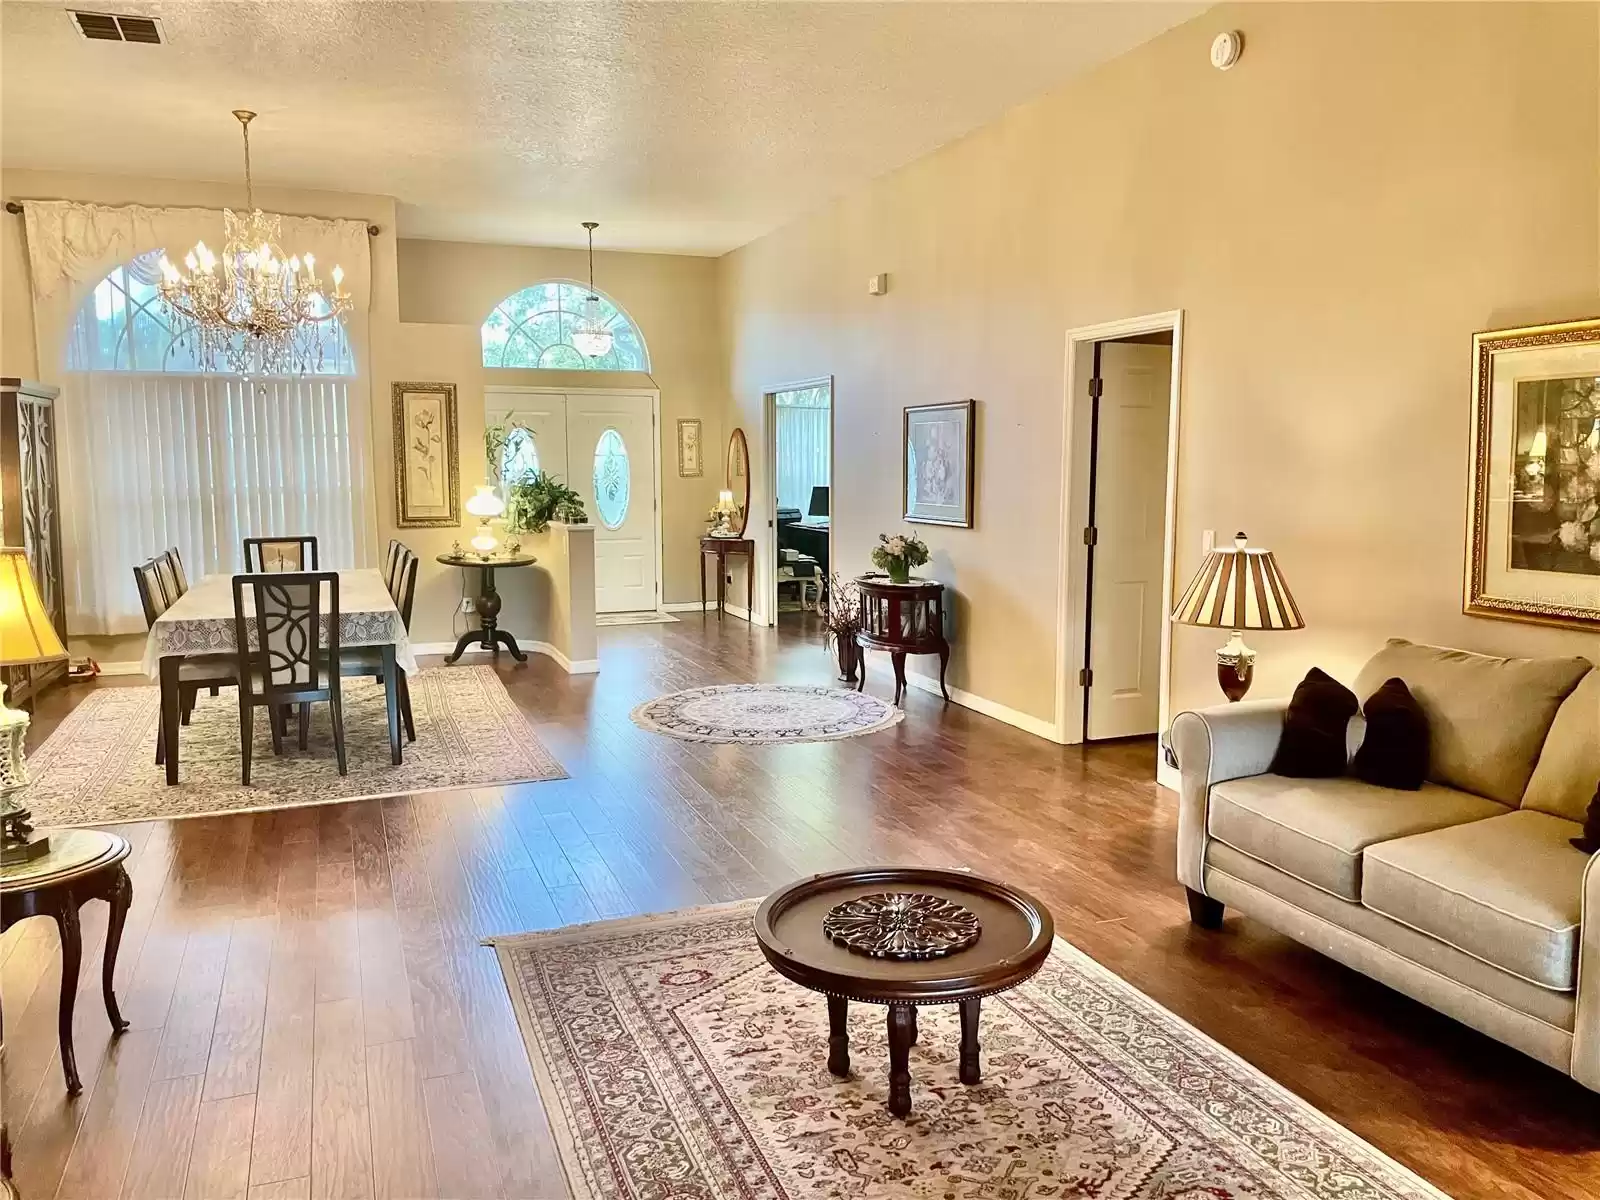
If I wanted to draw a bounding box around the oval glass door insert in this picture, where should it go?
[593,428,630,529]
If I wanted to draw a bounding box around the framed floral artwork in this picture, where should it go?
[392,381,460,527]
[903,399,975,527]
[1466,318,1600,630]
[677,418,703,477]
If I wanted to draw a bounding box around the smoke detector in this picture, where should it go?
[1210,30,1243,71]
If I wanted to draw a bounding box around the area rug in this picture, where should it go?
[24,665,567,827]
[630,683,903,744]
[595,610,680,627]
[493,902,1451,1200]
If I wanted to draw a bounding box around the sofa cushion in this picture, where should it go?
[1353,639,1591,805]
[1521,669,1600,823]
[1208,774,1508,901]
[1361,810,1588,991]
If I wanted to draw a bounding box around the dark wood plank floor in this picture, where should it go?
[4,616,1599,1200]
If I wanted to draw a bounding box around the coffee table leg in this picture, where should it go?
[959,997,981,1085]
[887,1004,915,1117]
[103,867,132,1034]
[908,1006,917,1046]
[827,996,850,1077]
[52,896,83,1095]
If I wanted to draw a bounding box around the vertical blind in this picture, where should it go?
[774,385,831,513]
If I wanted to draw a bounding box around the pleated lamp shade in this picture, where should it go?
[1171,532,1304,631]
[0,546,66,666]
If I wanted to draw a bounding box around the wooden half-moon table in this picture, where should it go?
[754,866,1053,1118]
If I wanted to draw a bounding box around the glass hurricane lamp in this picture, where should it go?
[0,547,68,866]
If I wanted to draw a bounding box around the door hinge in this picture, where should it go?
[1079,667,1093,687]
[1083,526,1098,546]
[1088,377,1104,400]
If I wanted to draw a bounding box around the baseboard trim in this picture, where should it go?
[88,660,147,677]
[411,640,599,675]
[662,600,759,622]
[900,671,1059,741]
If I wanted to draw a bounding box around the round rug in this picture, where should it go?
[630,683,904,745]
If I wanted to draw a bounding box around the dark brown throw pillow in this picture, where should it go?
[1571,783,1600,854]
[1270,667,1359,778]
[1352,677,1429,790]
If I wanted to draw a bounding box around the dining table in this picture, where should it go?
[140,569,418,785]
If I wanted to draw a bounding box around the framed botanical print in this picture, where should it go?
[903,399,975,527]
[392,382,460,527]
[677,418,703,477]
[1465,318,1600,630]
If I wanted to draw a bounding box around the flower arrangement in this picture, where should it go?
[871,532,930,584]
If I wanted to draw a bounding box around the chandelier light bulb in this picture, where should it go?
[331,264,344,288]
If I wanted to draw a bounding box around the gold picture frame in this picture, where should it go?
[677,418,703,477]
[1465,317,1600,630]
[392,381,460,527]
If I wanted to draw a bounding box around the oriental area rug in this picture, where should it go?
[493,902,1451,1200]
[24,665,566,826]
[630,683,903,744]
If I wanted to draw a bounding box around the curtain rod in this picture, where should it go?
[4,200,380,236]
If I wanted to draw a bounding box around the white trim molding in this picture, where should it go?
[410,640,600,674]
[900,671,1059,742]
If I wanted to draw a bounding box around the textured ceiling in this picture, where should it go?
[1,1,1200,254]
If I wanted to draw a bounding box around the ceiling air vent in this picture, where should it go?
[68,10,165,44]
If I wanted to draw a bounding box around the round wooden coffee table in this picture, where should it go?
[754,866,1053,1117]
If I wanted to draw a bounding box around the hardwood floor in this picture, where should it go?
[4,618,1599,1200]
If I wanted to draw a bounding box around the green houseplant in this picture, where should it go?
[505,472,588,533]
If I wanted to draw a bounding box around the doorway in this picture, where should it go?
[1056,313,1183,753]
[765,379,833,635]
[486,387,662,614]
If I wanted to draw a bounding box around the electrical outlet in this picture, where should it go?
[460,597,474,613]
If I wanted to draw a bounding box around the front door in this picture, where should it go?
[1086,342,1171,740]
[565,393,659,613]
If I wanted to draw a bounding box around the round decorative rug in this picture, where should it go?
[630,683,903,744]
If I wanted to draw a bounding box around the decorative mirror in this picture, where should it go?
[726,428,751,537]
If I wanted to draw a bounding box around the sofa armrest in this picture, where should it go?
[1573,851,1600,1089]
[1169,700,1287,893]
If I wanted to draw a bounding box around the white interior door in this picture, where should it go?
[1086,342,1171,740]
[566,393,659,613]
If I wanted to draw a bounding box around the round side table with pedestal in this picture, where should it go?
[1,828,133,1096]
[436,551,539,664]
[854,576,950,705]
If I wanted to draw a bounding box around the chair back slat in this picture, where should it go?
[133,557,170,627]
[233,571,340,693]
[244,536,319,573]
[383,539,403,594]
[163,547,189,597]
[390,547,418,632]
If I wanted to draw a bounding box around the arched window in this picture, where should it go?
[67,249,352,373]
[480,281,649,371]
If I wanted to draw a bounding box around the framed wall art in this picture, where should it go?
[677,417,703,477]
[1465,317,1600,630]
[903,399,975,527]
[392,381,460,527]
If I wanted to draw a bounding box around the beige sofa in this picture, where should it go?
[1172,638,1600,1089]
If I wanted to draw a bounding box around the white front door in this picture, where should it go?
[565,393,659,613]
[1086,342,1171,740]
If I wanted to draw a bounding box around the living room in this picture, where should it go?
[1,3,1598,1199]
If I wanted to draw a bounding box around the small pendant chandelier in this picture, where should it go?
[157,110,351,376]
[570,220,614,360]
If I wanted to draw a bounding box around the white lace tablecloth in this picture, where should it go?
[141,569,417,678]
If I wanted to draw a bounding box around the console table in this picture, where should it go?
[699,536,755,620]
[855,576,950,704]
[437,551,538,663]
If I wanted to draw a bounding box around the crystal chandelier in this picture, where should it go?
[570,221,614,359]
[158,110,350,376]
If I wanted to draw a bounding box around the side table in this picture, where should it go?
[699,536,754,621]
[855,576,950,704]
[437,552,539,664]
[1,829,133,1094]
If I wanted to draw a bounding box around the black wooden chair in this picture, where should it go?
[382,538,403,595]
[232,571,348,782]
[134,556,235,764]
[243,536,319,573]
[343,545,417,746]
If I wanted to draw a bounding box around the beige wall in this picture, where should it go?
[720,2,1600,728]
[396,238,726,607]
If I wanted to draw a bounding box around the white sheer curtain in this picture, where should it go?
[23,200,376,636]
[774,384,831,513]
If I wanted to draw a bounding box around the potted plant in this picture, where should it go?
[819,573,864,682]
[505,471,589,533]
[871,532,930,584]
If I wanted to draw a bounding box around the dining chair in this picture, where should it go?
[232,571,347,782]
[134,556,235,763]
[154,548,185,605]
[243,536,319,573]
[345,545,418,745]
[382,538,403,595]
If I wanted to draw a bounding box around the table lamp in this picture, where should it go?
[465,485,505,558]
[1171,531,1303,702]
[0,546,68,865]
[710,490,741,537]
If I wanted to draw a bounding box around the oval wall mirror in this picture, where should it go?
[726,428,751,537]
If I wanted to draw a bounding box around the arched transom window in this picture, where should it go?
[480,281,649,371]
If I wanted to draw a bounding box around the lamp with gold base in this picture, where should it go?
[1170,531,1304,702]
[0,546,68,866]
